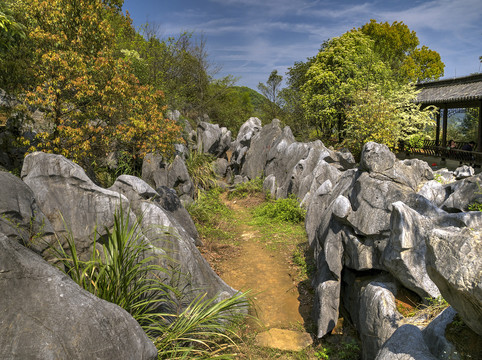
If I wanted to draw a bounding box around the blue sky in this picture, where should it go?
[123,0,482,90]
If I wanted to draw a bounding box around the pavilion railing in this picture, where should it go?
[405,140,481,166]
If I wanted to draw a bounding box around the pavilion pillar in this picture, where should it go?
[442,106,448,147]
[478,100,482,150]
[435,110,441,146]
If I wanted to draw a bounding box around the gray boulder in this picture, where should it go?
[108,175,200,245]
[241,119,284,179]
[418,180,446,206]
[0,233,157,360]
[454,165,474,179]
[358,282,402,360]
[0,171,55,251]
[21,152,132,257]
[197,121,231,158]
[383,201,441,299]
[142,153,194,199]
[422,306,460,360]
[441,172,482,212]
[109,176,236,301]
[426,227,482,335]
[213,158,229,178]
[375,325,438,360]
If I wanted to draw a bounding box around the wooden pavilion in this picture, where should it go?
[409,73,482,166]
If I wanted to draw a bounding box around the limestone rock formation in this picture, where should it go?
[197,121,231,158]
[0,233,157,360]
[142,153,194,201]
[426,227,482,335]
[375,325,438,360]
[0,171,55,252]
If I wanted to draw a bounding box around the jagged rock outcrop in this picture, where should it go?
[426,227,482,335]
[21,152,235,303]
[0,233,157,360]
[197,121,231,158]
[142,153,194,201]
[440,172,482,212]
[21,152,134,257]
[422,306,460,359]
[109,175,235,300]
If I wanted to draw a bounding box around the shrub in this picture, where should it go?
[227,177,264,200]
[253,195,306,224]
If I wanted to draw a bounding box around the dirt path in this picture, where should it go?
[215,196,308,330]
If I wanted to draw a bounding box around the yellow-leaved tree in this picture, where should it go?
[13,0,182,174]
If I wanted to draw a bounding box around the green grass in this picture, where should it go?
[186,150,218,195]
[187,187,235,244]
[227,177,264,200]
[252,195,306,224]
[48,206,248,359]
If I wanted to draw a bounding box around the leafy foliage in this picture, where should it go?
[253,195,306,224]
[258,70,283,121]
[185,150,217,195]
[4,0,182,175]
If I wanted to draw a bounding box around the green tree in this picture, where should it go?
[301,30,392,142]
[258,70,283,121]
[280,60,314,140]
[360,19,444,82]
[344,83,435,155]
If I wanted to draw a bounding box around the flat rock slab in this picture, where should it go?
[255,328,313,351]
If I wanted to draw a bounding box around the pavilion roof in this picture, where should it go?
[416,73,482,108]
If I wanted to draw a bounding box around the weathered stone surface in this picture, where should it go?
[109,176,235,300]
[21,152,131,257]
[422,306,460,360]
[441,172,482,212]
[418,180,446,206]
[375,325,438,360]
[213,158,229,178]
[197,121,231,158]
[426,227,482,335]
[0,171,55,251]
[167,155,194,197]
[360,142,396,174]
[312,220,344,338]
[358,282,402,360]
[142,153,194,199]
[241,119,284,179]
[454,165,474,179]
[0,233,157,360]
[255,328,313,351]
[383,201,441,299]
[235,117,262,148]
[108,176,200,245]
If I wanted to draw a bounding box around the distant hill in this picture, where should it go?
[231,86,266,113]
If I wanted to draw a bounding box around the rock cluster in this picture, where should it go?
[1,116,480,359]
[0,151,236,359]
[196,118,480,359]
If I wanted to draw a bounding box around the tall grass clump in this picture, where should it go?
[185,150,217,195]
[49,206,248,359]
[227,177,264,200]
[253,195,306,224]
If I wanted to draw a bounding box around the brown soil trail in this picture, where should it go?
[214,195,309,330]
